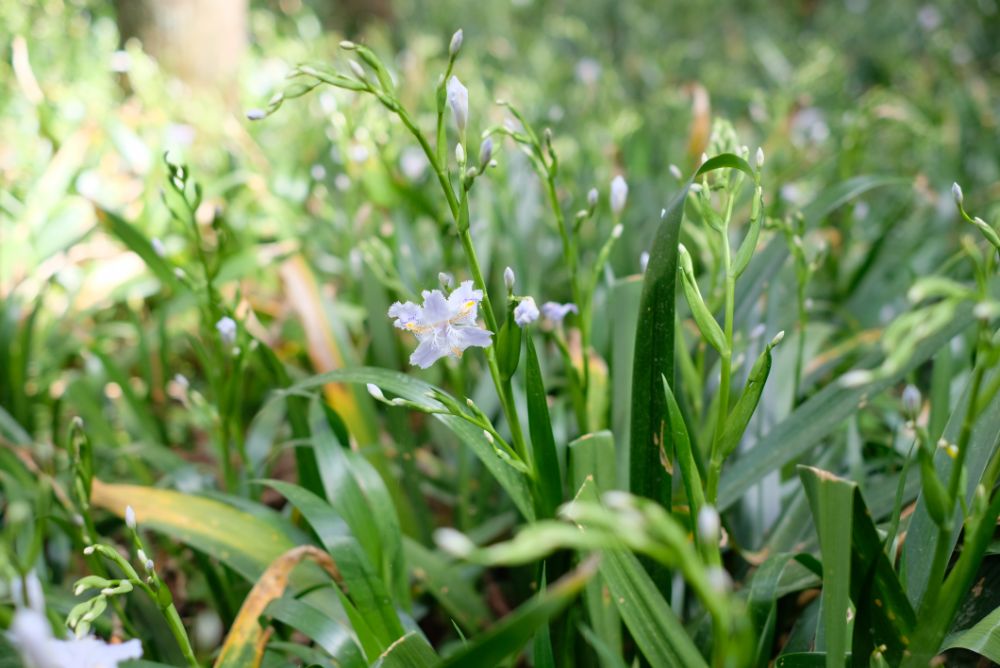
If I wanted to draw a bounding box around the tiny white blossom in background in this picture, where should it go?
[639,251,650,272]
[514,297,540,327]
[541,301,578,323]
[388,281,492,368]
[6,573,143,668]
[245,108,265,121]
[216,317,237,346]
[446,76,468,134]
[610,175,628,216]
[697,505,721,544]
[151,238,166,258]
[587,188,598,208]
[125,505,136,530]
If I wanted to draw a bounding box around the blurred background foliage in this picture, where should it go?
[1,0,999,664]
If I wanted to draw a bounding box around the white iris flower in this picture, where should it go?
[388,281,492,368]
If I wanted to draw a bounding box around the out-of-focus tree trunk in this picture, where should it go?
[114,0,247,99]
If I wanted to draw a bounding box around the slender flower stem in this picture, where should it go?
[396,104,531,466]
[919,323,987,619]
[706,225,735,503]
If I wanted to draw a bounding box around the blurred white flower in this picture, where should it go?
[639,251,650,272]
[446,76,469,134]
[388,281,492,368]
[514,297,540,327]
[697,505,720,544]
[574,57,602,86]
[400,147,428,180]
[125,505,136,530]
[216,317,237,346]
[541,301,578,323]
[610,175,628,216]
[151,238,166,258]
[6,574,143,668]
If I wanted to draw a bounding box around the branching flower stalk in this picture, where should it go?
[267,38,532,466]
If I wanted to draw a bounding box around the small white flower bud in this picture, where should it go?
[669,164,683,180]
[610,175,628,216]
[840,369,874,388]
[145,559,155,571]
[952,182,963,206]
[587,187,599,208]
[701,152,709,165]
[438,272,454,289]
[83,545,96,555]
[689,183,703,193]
[137,549,148,564]
[455,142,466,164]
[339,40,357,50]
[151,238,166,257]
[639,251,650,272]
[770,330,785,346]
[478,137,493,170]
[435,528,475,557]
[902,384,921,418]
[483,430,494,444]
[246,108,266,121]
[504,266,515,291]
[216,316,237,346]
[125,505,136,530]
[756,147,765,169]
[367,383,386,402]
[611,224,623,239]
[348,60,366,81]
[707,566,732,593]
[449,29,464,57]
[447,76,469,134]
[697,505,720,544]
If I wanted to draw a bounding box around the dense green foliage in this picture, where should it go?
[2,1,1000,666]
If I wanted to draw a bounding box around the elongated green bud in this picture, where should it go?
[732,185,763,278]
[918,448,951,529]
[717,331,782,458]
[678,244,727,354]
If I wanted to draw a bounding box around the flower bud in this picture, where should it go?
[639,251,650,272]
[455,142,466,165]
[952,182,963,206]
[610,175,628,216]
[478,137,493,170]
[587,187,599,208]
[151,238,166,257]
[447,76,469,134]
[697,505,720,544]
[438,272,454,289]
[246,108,266,121]
[435,528,475,557]
[125,505,136,530]
[669,164,683,180]
[504,266,515,291]
[216,317,237,347]
[367,383,386,402]
[756,147,765,169]
[449,29,464,58]
[902,384,921,419]
[348,59,366,81]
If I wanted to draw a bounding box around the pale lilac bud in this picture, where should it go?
[697,505,720,544]
[449,29,464,58]
[503,266,515,291]
[756,147,765,169]
[125,505,136,530]
[246,108,266,121]
[478,137,493,170]
[447,76,469,134]
[216,317,237,347]
[952,182,963,206]
[902,384,921,418]
[587,188,599,208]
[610,175,628,216]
